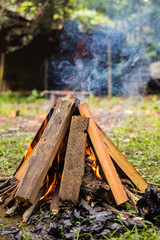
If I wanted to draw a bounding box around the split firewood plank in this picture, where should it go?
[59,116,89,205]
[98,127,148,193]
[78,103,128,205]
[14,107,54,181]
[16,99,76,204]
[14,145,37,181]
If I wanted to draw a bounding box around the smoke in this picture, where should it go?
[46,1,160,96]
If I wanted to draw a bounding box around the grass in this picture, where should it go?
[0,90,49,116]
[0,93,160,239]
[0,134,33,176]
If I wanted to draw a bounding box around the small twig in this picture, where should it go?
[147,181,160,188]
[103,203,135,218]
[127,187,143,195]
[50,187,60,215]
[0,178,11,190]
[5,200,19,216]
[0,179,19,194]
[0,185,13,194]
[3,184,19,207]
[123,186,139,213]
[121,179,131,185]
[0,183,18,197]
[0,177,11,182]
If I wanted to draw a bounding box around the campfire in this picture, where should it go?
[1,96,160,239]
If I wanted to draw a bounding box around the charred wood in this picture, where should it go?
[81,164,111,205]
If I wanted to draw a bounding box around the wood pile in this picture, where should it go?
[0,97,148,222]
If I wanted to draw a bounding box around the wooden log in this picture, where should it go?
[59,116,89,205]
[14,107,54,180]
[78,103,128,205]
[98,126,148,193]
[16,99,76,204]
[14,145,37,181]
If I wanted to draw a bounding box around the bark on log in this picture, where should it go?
[78,103,128,205]
[16,99,76,204]
[98,126,148,193]
[59,116,89,205]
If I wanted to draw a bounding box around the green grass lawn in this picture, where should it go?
[0,92,160,239]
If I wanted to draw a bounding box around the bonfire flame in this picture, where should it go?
[86,142,102,180]
[24,114,49,160]
[40,141,63,201]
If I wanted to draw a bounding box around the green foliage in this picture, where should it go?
[71,8,114,29]
[19,1,37,17]
[1,0,159,60]
[0,90,45,104]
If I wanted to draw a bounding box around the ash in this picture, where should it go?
[1,200,144,240]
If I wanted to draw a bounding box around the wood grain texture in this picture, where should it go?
[98,127,148,193]
[78,103,128,205]
[59,116,89,204]
[16,99,76,204]
[14,107,54,181]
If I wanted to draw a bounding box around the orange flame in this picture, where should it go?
[38,115,48,140]
[86,142,102,180]
[24,144,32,159]
[24,114,49,161]
[40,141,63,201]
